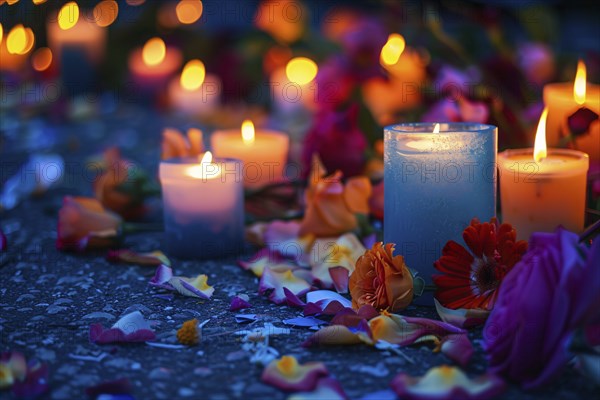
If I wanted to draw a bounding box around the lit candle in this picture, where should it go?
[384,123,497,287]
[129,37,182,91]
[363,34,427,124]
[46,4,107,66]
[168,59,222,116]
[159,152,244,259]
[498,109,589,240]
[211,120,290,189]
[270,57,318,113]
[0,24,33,73]
[543,60,600,161]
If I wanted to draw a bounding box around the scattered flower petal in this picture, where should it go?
[288,377,348,400]
[107,249,170,267]
[283,316,328,328]
[259,267,311,305]
[235,323,291,341]
[302,325,365,347]
[235,314,259,324]
[239,248,295,277]
[390,365,505,400]
[89,311,156,344]
[230,295,252,311]
[169,274,214,299]
[261,355,329,392]
[329,266,350,293]
[440,334,474,367]
[434,299,489,329]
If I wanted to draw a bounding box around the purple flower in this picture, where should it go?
[517,42,556,86]
[484,229,600,389]
[302,104,368,178]
[422,97,489,124]
[338,18,387,82]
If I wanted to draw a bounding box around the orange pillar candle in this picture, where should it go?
[543,60,600,161]
[499,109,589,240]
[211,120,289,189]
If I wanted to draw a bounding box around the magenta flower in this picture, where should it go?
[302,104,368,178]
[484,229,600,389]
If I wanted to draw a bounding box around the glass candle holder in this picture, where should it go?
[498,148,589,240]
[384,123,497,286]
[159,157,244,259]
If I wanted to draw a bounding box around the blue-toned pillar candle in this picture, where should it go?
[384,123,498,289]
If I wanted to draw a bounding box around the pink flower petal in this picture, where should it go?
[261,356,329,392]
[441,334,474,367]
[287,377,348,400]
[149,264,173,289]
[434,299,489,328]
[302,325,364,347]
[89,311,156,344]
[330,305,378,328]
[284,287,307,308]
[390,366,505,400]
[259,268,311,305]
[239,248,295,277]
[169,275,214,299]
[11,359,49,399]
[229,296,252,311]
[329,266,349,293]
[107,249,170,267]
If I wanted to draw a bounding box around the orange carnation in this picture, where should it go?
[349,242,413,312]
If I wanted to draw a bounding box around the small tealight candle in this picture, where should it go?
[211,120,289,189]
[543,60,600,160]
[499,109,589,240]
[159,152,244,259]
[129,37,182,91]
[168,59,222,116]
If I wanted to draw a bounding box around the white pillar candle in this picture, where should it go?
[159,152,244,259]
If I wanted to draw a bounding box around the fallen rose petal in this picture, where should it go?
[304,300,346,316]
[390,365,505,400]
[284,287,307,308]
[107,249,170,267]
[169,274,214,299]
[283,316,328,328]
[309,234,365,287]
[434,299,489,329]
[329,266,349,293]
[89,311,156,344]
[263,220,314,260]
[229,295,252,311]
[261,355,329,392]
[259,268,311,305]
[441,334,474,367]
[235,314,259,324]
[331,305,379,328]
[306,290,352,309]
[302,325,364,347]
[288,377,348,400]
[239,248,295,277]
[11,359,49,399]
[370,313,465,346]
[149,264,173,289]
[86,378,132,397]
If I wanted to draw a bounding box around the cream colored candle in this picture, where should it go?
[129,38,182,90]
[499,109,589,240]
[47,10,107,65]
[543,61,600,161]
[168,59,221,116]
[211,120,289,189]
[159,152,244,259]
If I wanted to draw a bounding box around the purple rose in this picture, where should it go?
[302,104,368,178]
[484,229,600,389]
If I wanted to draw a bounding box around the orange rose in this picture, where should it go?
[299,156,371,237]
[349,242,413,312]
[161,128,204,160]
[57,196,122,251]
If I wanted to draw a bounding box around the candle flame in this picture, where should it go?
[241,120,255,145]
[533,108,548,163]
[143,37,166,67]
[180,59,206,91]
[58,2,80,31]
[32,47,53,71]
[186,151,220,179]
[0,23,3,45]
[433,123,441,133]
[574,59,586,105]
[176,0,203,25]
[380,33,405,66]
[285,57,318,85]
[6,24,34,55]
[94,0,119,28]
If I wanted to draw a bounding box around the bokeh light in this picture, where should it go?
[7,24,34,55]
[285,57,318,85]
[380,33,406,66]
[58,2,80,31]
[142,37,166,66]
[176,0,203,25]
[32,47,53,71]
[181,60,206,91]
[94,0,119,28]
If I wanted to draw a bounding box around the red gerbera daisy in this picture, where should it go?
[433,218,528,311]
